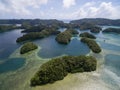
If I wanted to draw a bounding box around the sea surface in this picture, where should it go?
[0,26,120,90]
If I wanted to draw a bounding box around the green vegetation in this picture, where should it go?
[103,28,120,34]
[79,22,95,30]
[16,29,60,42]
[80,32,96,39]
[90,26,102,33]
[0,19,64,26]
[30,55,97,86]
[21,24,60,33]
[81,37,101,53]
[67,29,79,34]
[76,22,102,33]
[55,29,79,44]
[55,30,72,44]
[21,25,43,33]
[0,25,20,32]
[21,21,32,29]
[20,42,38,54]
[1,18,120,26]
[70,18,120,26]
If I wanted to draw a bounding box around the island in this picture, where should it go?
[103,28,120,34]
[16,29,60,42]
[80,32,96,39]
[30,55,97,86]
[21,24,60,33]
[68,29,79,34]
[20,42,38,54]
[79,22,95,30]
[70,18,120,26]
[81,37,101,53]
[21,25,46,33]
[55,30,72,44]
[71,22,102,33]
[90,26,102,33]
[0,25,20,33]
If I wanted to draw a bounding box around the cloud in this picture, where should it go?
[63,0,76,8]
[70,2,120,19]
[0,0,48,16]
[0,1,119,19]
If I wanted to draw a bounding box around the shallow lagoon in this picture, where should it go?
[0,58,25,73]
[0,26,120,90]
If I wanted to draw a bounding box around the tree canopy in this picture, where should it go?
[20,42,38,54]
[31,55,97,86]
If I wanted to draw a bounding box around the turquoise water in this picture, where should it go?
[105,54,120,76]
[0,58,25,73]
[100,54,120,90]
[98,41,120,51]
[0,26,120,90]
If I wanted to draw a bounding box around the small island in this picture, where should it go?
[68,29,79,34]
[81,37,101,53]
[30,55,97,86]
[103,28,120,34]
[55,30,72,44]
[80,32,96,39]
[90,26,102,33]
[20,42,38,54]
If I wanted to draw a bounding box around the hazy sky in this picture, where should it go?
[0,0,120,19]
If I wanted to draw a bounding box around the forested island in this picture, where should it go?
[73,22,102,33]
[90,26,102,33]
[78,22,95,30]
[16,29,60,42]
[55,29,78,44]
[0,19,64,25]
[31,55,97,86]
[55,30,72,44]
[20,42,38,54]
[0,25,20,33]
[80,32,96,39]
[81,37,101,53]
[70,18,120,26]
[103,28,120,34]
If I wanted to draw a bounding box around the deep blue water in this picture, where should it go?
[0,29,22,59]
[0,58,25,73]
[0,29,25,73]
[35,36,90,58]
